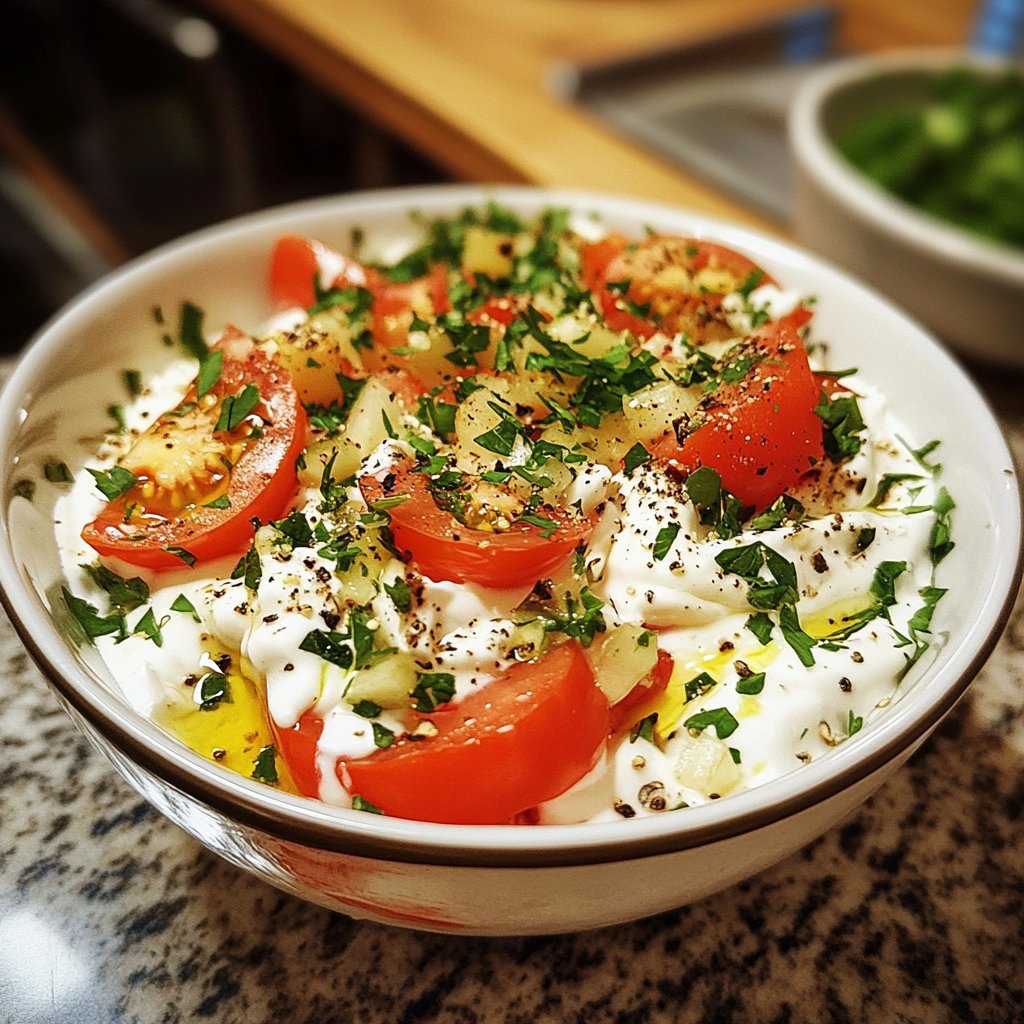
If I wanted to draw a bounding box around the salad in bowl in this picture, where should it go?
[2,187,1015,933]
[54,199,951,826]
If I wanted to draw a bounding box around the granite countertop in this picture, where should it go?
[2,365,1023,1024]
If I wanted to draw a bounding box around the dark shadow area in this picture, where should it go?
[0,0,449,355]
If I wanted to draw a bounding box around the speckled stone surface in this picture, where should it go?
[2,366,1022,1024]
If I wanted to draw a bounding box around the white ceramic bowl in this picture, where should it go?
[789,49,1024,368]
[1,186,1020,935]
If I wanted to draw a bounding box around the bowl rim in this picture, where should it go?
[788,47,1024,288]
[1,183,1021,869]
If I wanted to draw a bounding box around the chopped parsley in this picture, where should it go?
[87,466,137,500]
[215,383,260,432]
[684,672,717,702]
[542,588,606,646]
[300,607,393,672]
[736,672,766,695]
[629,712,658,743]
[622,442,650,474]
[196,348,223,398]
[685,467,748,538]
[684,707,739,740]
[107,404,127,434]
[652,523,681,562]
[928,488,956,565]
[351,794,383,814]
[231,543,261,590]
[383,577,413,612]
[869,472,924,508]
[198,672,229,710]
[62,587,125,643]
[122,369,143,398]
[164,546,197,567]
[82,563,149,613]
[170,593,201,621]
[371,722,396,749]
[410,671,456,712]
[251,745,279,784]
[716,543,815,665]
[814,391,865,461]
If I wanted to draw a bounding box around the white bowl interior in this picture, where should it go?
[1,185,1020,865]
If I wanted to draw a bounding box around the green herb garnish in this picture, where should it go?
[410,671,456,712]
[87,466,137,500]
[683,707,739,740]
[251,745,279,784]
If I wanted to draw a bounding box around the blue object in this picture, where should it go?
[972,0,1024,57]
[782,5,836,62]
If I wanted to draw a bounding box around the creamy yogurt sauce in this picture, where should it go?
[57,363,939,822]
[53,207,950,825]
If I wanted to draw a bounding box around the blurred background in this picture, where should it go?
[2,0,1018,362]
[0,0,449,355]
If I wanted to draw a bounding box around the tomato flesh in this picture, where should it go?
[364,264,450,369]
[340,641,609,824]
[274,713,324,799]
[581,234,780,344]
[650,315,823,511]
[82,342,307,569]
[269,236,368,311]
[359,467,591,589]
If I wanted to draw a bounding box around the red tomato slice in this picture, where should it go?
[358,466,591,589]
[339,641,609,824]
[269,236,369,311]
[581,234,781,344]
[270,235,450,387]
[650,315,823,511]
[367,264,450,353]
[82,339,307,569]
[274,713,324,798]
[466,293,528,328]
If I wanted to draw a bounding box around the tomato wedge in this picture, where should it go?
[650,315,823,511]
[581,234,780,344]
[82,338,307,569]
[339,641,609,824]
[366,264,450,356]
[269,235,368,311]
[273,713,324,799]
[358,466,591,589]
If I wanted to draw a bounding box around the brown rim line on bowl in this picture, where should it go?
[788,48,1024,368]
[0,185,1020,935]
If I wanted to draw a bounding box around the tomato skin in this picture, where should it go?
[270,236,321,310]
[650,315,822,511]
[269,236,368,311]
[339,641,609,824]
[369,264,450,353]
[273,713,324,798]
[82,343,307,570]
[358,467,591,589]
[581,234,779,344]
